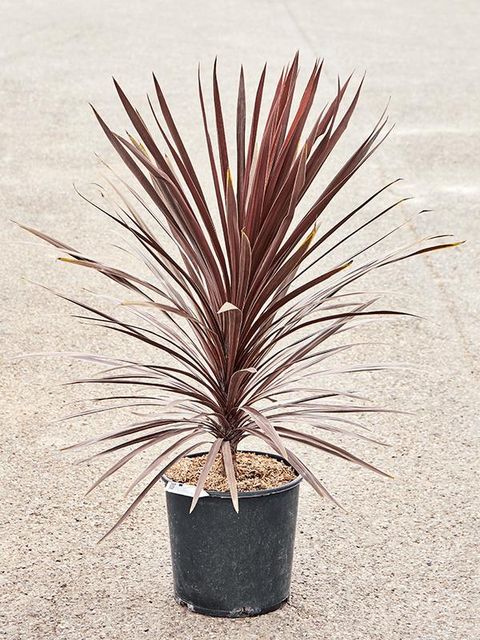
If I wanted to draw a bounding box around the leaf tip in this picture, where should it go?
[217,302,240,314]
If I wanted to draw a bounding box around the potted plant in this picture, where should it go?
[20,55,460,617]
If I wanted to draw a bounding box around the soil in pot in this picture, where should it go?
[167,450,297,492]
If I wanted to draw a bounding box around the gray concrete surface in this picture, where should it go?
[1,1,479,638]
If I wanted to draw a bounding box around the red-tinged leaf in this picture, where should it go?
[227,368,257,407]
[212,59,230,187]
[295,182,405,280]
[236,230,252,306]
[243,63,266,208]
[285,449,343,508]
[236,66,246,221]
[98,441,207,542]
[189,438,223,513]
[86,433,174,496]
[151,73,212,216]
[275,426,392,478]
[64,422,197,453]
[15,222,81,256]
[244,260,353,348]
[125,430,206,496]
[221,441,239,512]
[197,67,226,220]
[241,405,288,460]
[78,426,198,464]
[240,427,341,508]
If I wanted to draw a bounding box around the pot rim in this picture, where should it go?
[163,449,302,499]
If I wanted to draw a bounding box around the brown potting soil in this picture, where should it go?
[166,451,297,492]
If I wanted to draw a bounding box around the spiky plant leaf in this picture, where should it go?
[20,56,461,537]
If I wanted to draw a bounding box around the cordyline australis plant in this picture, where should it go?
[21,55,460,539]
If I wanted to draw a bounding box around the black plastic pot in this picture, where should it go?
[164,451,302,618]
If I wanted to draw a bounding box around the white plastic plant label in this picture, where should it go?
[165,481,209,498]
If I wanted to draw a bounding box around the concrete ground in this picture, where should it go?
[1,1,478,638]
